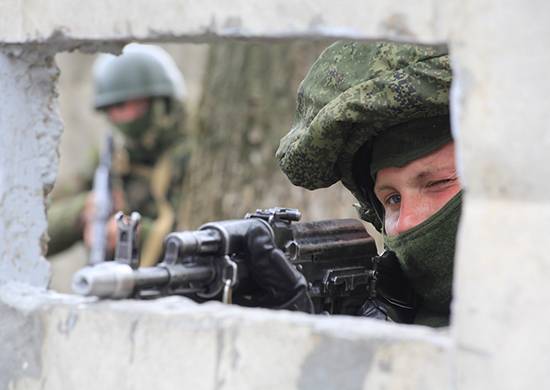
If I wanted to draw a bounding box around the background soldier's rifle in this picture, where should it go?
[73,207,415,317]
[88,132,114,265]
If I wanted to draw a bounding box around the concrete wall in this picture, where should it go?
[448,1,550,388]
[0,0,547,389]
[1,284,450,390]
[0,46,57,288]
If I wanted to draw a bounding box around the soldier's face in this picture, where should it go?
[106,98,150,124]
[374,142,461,236]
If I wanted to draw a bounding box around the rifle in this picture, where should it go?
[73,208,415,317]
[88,132,114,265]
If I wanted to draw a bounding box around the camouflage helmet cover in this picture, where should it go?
[93,43,186,109]
[276,41,451,210]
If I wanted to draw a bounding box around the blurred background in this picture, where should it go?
[49,41,360,292]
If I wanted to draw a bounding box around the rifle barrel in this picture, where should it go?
[72,261,215,299]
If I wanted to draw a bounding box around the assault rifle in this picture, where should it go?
[88,132,114,265]
[73,208,415,317]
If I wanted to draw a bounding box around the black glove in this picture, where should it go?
[234,222,313,313]
[358,251,418,324]
[358,299,392,321]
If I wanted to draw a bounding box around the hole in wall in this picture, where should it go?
[48,40,361,293]
[46,39,458,330]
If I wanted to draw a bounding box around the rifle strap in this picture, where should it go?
[140,152,175,267]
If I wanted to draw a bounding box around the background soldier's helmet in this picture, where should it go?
[93,43,186,109]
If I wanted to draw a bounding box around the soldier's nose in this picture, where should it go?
[394,200,425,235]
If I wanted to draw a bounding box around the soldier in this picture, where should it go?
[243,41,457,327]
[47,44,189,267]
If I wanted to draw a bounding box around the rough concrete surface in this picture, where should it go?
[0,282,83,389]
[0,297,43,390]
[453,198,550,390]
[0,47,58,288]
[0,0,449,45]
[447,1,550,389]
[0,283,451,390]
[449,0,550,202]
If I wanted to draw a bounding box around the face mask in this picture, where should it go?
[111,99,184,165]
[383,191,462,315]
[113,107,153,140]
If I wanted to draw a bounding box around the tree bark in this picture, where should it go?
[179,41,357,229]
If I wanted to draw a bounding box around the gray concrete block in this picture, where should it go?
[0,48,58,287]
[453,199,550,390]
[449,0,550,201]
[1,284,451,390]
[0,0,448,46]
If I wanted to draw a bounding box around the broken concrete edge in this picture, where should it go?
[1,0,451,47]
[0,41,125,57]
[1,33,446,58]
[1,281,452,389]
[0,280,452,347]
[0,45,61,288]
[0,31,364,60]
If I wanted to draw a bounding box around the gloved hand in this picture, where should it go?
[358,251,417,324]
[358,299,392,321]
[235,222,313,313]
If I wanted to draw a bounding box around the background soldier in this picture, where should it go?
[240,41,458,327]
[47,43,189,267]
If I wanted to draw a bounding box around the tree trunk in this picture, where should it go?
[179,41,357,229]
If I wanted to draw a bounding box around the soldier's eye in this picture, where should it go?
[427,177,456,188]
[385,194,401,206]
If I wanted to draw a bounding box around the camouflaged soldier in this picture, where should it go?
[47,44,189,267]
[240,41,458,327]
[276,41,459,327]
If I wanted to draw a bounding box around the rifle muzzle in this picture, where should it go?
[72,262,137,299]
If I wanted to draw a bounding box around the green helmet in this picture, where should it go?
[276,41,451,224]
[93,44,186,109]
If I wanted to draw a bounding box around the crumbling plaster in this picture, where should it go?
[0,46,59,288]
[0,0,448,45]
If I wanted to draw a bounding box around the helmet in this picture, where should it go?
[93,43,186,109]
[276,41,450,225]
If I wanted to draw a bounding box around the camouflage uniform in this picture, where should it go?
[276,41,454,326]
[48,44,189,267]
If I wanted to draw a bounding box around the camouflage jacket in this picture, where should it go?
[47,139,189,266]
